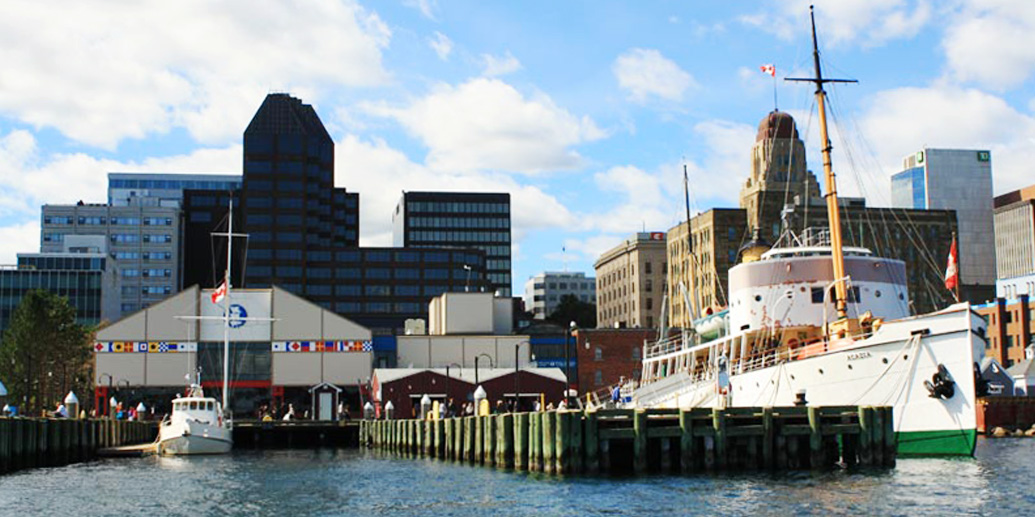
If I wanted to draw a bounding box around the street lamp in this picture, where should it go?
[567,321,577,404]
[463,264,472,292]
[513,341,529,412]
[99,373,113,417]
[444,363,461,415]
[474,353,494,386]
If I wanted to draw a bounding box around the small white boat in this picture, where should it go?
[158,384,233,455]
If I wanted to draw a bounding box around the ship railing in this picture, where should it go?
[644,333,690,359]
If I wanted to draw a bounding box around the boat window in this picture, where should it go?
[207,402,214,411]
[190,401,198,410]
[174,403,180,411]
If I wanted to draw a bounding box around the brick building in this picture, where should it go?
[974,295,1035,368]
[371,367,565,417]
[574,328,655,394]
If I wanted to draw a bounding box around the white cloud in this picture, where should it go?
[365,78,604,174]
[481,52,523,77]
[857,86,1035,195]
[0,1,391,149]
[0,129,241,262]
[405,0,437,20]
[741,0,931,48]
[429,31,453,61]
[943,1,1035,90]
[613,48,696,104]
[334,134,576,247]
[0,222,42,265]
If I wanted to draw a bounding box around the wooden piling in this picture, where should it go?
[584,411,598,474]
[542,411,555,474]
[555,411,570,475]
[808,406,824,469]
[483,415,495,467]
[474,416,483,464]
[633,409,648,474]
[872,407,885,467]
[497,414,513,469]
[881,407,896,468]
[529,411,542,472]
[513,413,528,471]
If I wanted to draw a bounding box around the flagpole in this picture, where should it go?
[772,73,778,110]
[222,197,232,415]
[953,231,960,303]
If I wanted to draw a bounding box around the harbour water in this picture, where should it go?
[2,438,1033,516]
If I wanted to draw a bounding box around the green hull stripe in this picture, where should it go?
[895,429,977,457]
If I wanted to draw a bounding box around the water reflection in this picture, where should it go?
[0,438,1030,516]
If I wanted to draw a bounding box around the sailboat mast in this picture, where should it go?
[788,6,857,321]
[683,165,699,323]
[222,197,232,412]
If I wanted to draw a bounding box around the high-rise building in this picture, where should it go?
[393,191,511,296]
[0,252,119,336]
[108,173,240,207]
[892,148,996,300]
[595,232,667,329]
[993,185,1035,299]
[523,271,596,319]
[41,203,180,315]
[181,94,489,334]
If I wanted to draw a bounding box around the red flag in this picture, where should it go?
[944,236,959,291]
[760,64,776,77]
[211,281,227,304]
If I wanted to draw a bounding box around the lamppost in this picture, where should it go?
[444,363,461,414]
[463,264,472,292]
[474,353,494,386]
[99,373,113,417]
[513,341,529,412]
[567,321,577,404]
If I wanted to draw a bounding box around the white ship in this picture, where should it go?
[630,9,985,456]
[158,383,233,455]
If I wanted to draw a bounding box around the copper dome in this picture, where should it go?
[756,110,799,142]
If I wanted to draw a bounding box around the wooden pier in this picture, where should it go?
[233,420,359,449]
[360,406,896,474]
[0,417,155,475]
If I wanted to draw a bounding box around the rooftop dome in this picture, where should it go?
[756,110,799,142]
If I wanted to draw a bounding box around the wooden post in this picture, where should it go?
[881,407,896,468]
[497,414,513,469]
[465,416,476,463]
[542,411,555,474]
[483,415,496,467]
[570,411,583,474]
[454,418,463,461]
[762,407,774,470]
[808,406,824,469]
[711,408,726,470]
[634,409,648,474]
[0,418,8,473]
[555,411,570,475]
[474,415,483,464]
[40,419,51,468]
[678,409,694,474]
[513,413,528,471]
[584,411,599,475]
[872,407,885,467]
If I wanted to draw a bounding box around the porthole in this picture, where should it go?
[819,368,824,374]
[790,375,795,380]
[800,286,806,292]
[903,354,909,360]
[882,357,888,364]
[755,295,762,302]
[847,364,853,370]
[899,293,905,301]
[875,290,882,298]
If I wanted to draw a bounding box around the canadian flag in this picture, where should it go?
[944,236,959,291]
[211,280,228,304]
[760,64,776,77]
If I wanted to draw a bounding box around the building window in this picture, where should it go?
[594,347,603,361]
[594,370,603,386]
[645,280,653,292]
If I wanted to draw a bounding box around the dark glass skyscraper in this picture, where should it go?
[182,94,488,334]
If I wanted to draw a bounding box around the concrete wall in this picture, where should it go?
[272,352,372,386]
[396,335,531,368]
[146,353,194,385]
[95,354,146,385]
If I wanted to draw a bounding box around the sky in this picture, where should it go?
[2,0,1034,296]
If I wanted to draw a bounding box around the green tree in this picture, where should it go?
[547,294,597,329]
[0,290,93,415]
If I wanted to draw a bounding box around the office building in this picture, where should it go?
[0,252,119,336]
[974,296,1034,368]
[181,94,489,334]
[892,148,996,300]
[108,172,240,207]
[994,185,1035,293]
[394,191,512,296]
[595,232,667,329]
[523,271,596,319]
[41,203,180,315]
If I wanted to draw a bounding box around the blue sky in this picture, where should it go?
[2,0,1034,296]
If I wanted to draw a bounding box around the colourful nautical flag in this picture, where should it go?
[211,281,228,304]
[135,342,148,353]
[158,342,178,353]
[760,64,776,77]
[112,341,126,353]
[944,235,959,291]
[362,340,373,352]
[272,342,287,352]
[94,342,112,353]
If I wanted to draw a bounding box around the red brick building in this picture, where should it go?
[574,328,656,396]
[974,296,1034,367]
[372,367,565,417]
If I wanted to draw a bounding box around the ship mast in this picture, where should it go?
[787,6,857,321]
[221,197,233,412]
[683,164,699,323]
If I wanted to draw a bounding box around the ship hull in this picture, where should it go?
[158,419,233,455]
[634,304,984,456]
